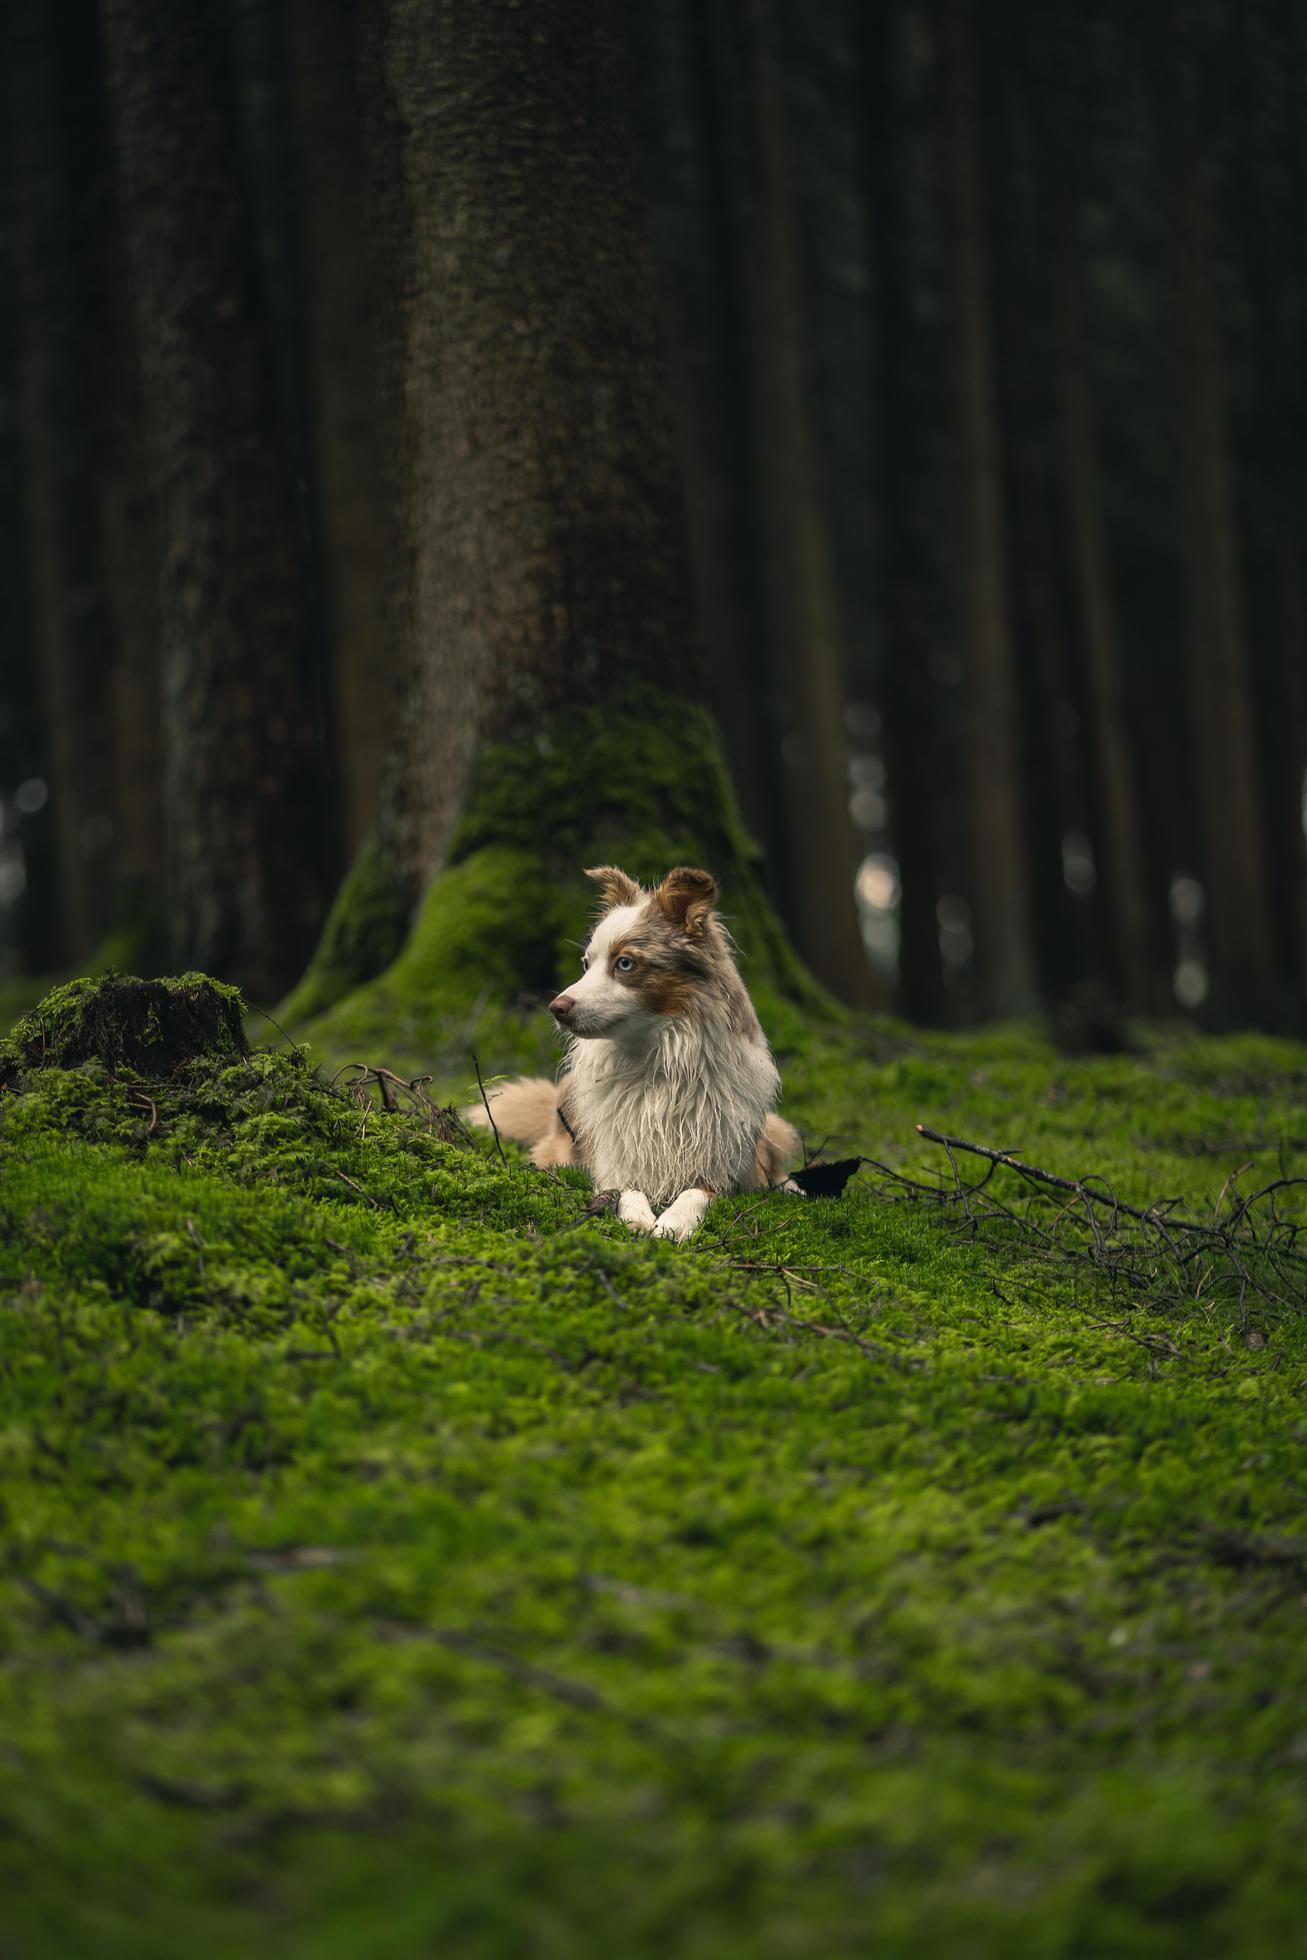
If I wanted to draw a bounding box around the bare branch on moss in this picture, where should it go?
[893,1125,1307,1327]
[330,1060,471,1145]
[472,1050,507,1166]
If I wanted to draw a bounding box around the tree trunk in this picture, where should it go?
[623,0,776,873]
[1159,14,1280,1027]
[10,0,118,967]
[0,100,60,979]
[737,0,873,1004]
[1232,0,1307,1016]
[1053,171,1156,1013]
[284,0,390,863]
[857,0,949,1022]
[101,0,331,1005]
[287,0,826,1042]
[937,0,1039,1018]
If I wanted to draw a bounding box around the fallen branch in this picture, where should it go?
[898,1126,1307,1326]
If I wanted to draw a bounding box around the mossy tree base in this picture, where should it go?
[287,699,839,1073]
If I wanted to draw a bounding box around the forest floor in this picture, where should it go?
[3,977,1307,1958]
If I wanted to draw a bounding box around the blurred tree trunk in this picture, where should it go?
[858,0,948,1022]
[10,0,117,967]
[288,0,823,1027]
[985,3,1090,1009]
[231,0,344,886]
[1159,14,1279,1027]
[284,0,390,861]
[1053,176,1156,1013]
[739,0,873,1004]
[101,0,331,1005]
[97,64,164,969]
[1232,0,1307,1013]
[624,0,778,876]
[937,0,1038,1017]
[0,109,60,977]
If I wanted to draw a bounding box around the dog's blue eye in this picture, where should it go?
[615,955,634,973]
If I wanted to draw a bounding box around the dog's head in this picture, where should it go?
[549,865,726,1040]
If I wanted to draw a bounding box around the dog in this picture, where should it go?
[464,865,801,1240]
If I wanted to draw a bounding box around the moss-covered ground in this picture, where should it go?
[3,978,1307,1958]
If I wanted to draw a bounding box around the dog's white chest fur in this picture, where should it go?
[565,1017,779,1209]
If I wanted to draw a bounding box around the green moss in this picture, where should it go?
[3,984,1307,1957]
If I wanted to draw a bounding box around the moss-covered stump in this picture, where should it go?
[6,974,247,1078]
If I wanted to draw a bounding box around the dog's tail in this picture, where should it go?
[755,1112,801,1187]
[462,1075,577,1170]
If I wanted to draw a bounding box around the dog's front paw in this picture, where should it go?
[651,1188,712,1242]
[618,1190,657,1234]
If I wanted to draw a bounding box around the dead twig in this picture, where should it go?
[471,1050,507,1166]
[902,1125,1307,1330]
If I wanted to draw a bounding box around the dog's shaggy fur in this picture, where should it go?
[464,865,800,1240]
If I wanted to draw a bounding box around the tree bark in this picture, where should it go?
[288,0,826,1034]
[857,0,949,1022]
[284,0,390,862]
[937,0,1039,1018]
[365,0,698,877]
[0,99,60,978]
[1159,12,1280,1027]
[10,0,118,967]
[737,0,874,1004]
[1053,172,1156,1013]
[623,0,780,878]
[101,0,331,1004]
[1231,0,1307,1016]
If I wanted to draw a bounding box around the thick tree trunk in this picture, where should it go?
[0,109,60,978]
[623,0,779,878]
[1233,0,1307,1016]
[858,0,949,1023]
[367,0,697,873]
[10,0,118,966]
[937,0,1039,1018]
[1160,20,1280,1027]
[284,0,390,862]
[288,0,825,1038]
[738,0,873,1005]
[1053,177,1156,1013]
[98,249,164,963]
[101,0,331,1005]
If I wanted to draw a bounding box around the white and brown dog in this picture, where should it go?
[466,865,800,1240]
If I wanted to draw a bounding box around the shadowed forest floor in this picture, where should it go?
[2,980,1307,1958]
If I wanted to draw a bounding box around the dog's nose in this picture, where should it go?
[549,993,575,1021]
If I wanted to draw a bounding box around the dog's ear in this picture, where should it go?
[584,865,641,912]
[654,866,717,937]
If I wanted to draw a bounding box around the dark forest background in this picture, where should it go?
[3,0,1305,1032]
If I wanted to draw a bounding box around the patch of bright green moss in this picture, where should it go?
[2,977,1307,1958]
